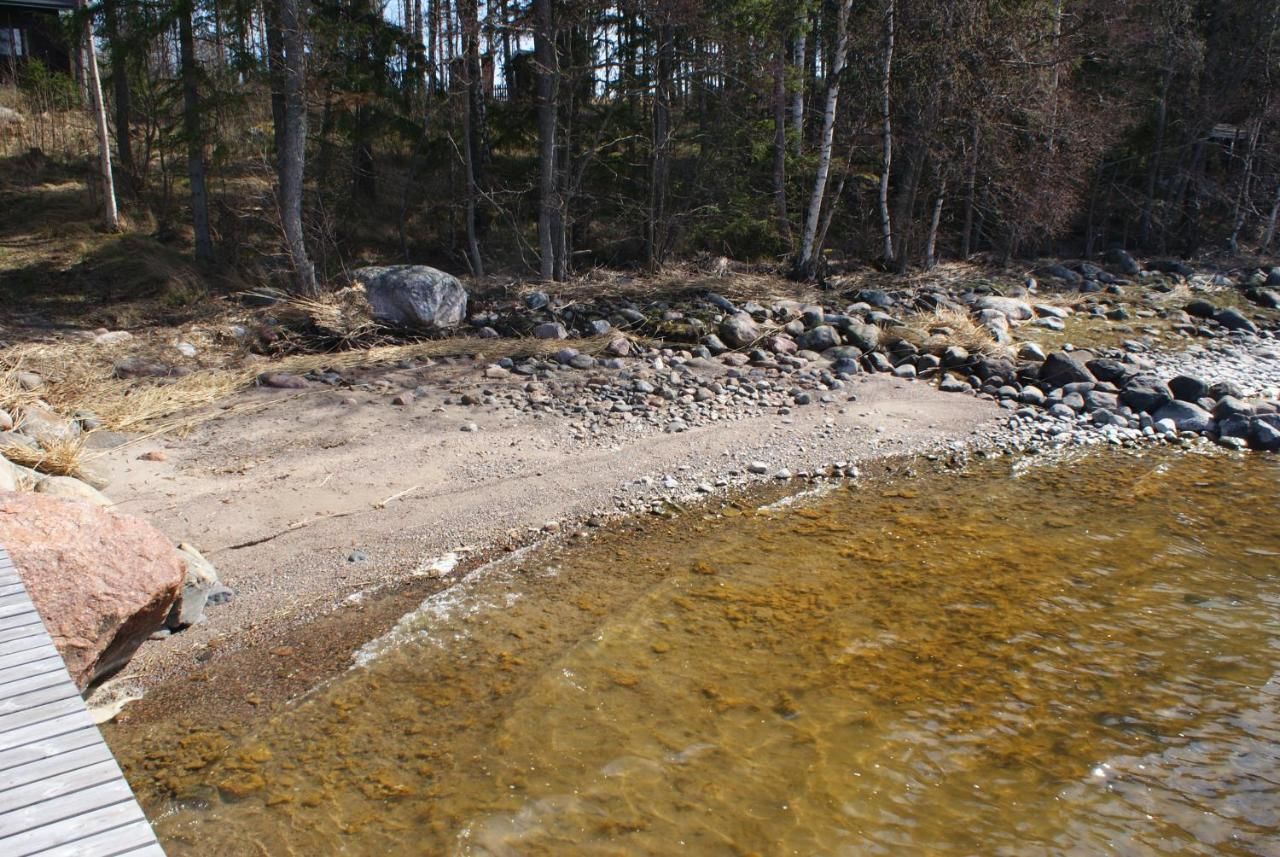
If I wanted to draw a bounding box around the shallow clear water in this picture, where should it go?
[117,450,1280,856]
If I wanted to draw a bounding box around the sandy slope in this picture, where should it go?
[92,358,999,714]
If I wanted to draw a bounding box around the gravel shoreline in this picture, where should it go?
[90,262,1280,722]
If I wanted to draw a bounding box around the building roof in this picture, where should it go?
[0,0,78,10]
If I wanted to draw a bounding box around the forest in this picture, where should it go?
[5,0,1280,295]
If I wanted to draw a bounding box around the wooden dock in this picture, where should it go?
[0,547,165,856]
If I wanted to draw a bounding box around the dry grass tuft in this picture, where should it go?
[81,372,253,432]
[274,286,386,348]
[0,434,90,481]
[900,306,1010,357]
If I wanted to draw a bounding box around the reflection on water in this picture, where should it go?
[114,450,1280,856]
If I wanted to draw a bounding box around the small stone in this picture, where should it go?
[137,450,168,462]
[748,461,769,475]
[15,371,42,391]
[391,392,415,406]
[892,364,917,379]
[259,372,308,389]
[460,422,479,432]
[1017,342,1046,361]
[533,322,569,340]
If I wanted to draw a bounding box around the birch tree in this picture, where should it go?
[793,0,851,279]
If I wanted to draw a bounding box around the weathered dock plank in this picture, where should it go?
[0,547,165,856]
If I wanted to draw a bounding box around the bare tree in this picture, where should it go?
[772,44,789,240]
[277,0,317,295]
[794,0,852,279]
[533,0,560,280]
[179,0,212,261]
[101,0,133,192]
[877,0,896,265]
[459,0,484,275]
[80,0,118,231]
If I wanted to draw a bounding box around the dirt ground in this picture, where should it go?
[88,358,999,726]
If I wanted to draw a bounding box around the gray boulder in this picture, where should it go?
[1085,358,1132,384]
[1218,414,1252,439]
[1037,264,1083,286]
[353,265,468,329]
[1168,375,1209,402]
[1247,289,1280,309]
[841,319,881,353]
[1214,307,1257,333]
[719,313,760,349]
[1251,417,1280,452]
[1039,352,1094,387]
[1213,396,1252,419]
[1104,247,1141,275]
[1152,401,1213,434]
[941,345,970,368]
[974,296,1034,321]
[1121,376,1172,413]
[1185,299,1217,319]
[798,325,840,352]
[533,322,568,340]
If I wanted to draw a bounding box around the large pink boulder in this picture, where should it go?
[0,492,183,689]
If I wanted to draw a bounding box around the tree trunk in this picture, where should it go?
[179,0,212,261]
[1140,51,1172,247]
[647,20,674,268]
[772,44,789,242]
[277,0,317,295]
[533,0,559,280]
[265,2,286,165]
[1046,0,1063,152]
[80,0,118,231]
[1228,119,1261,252]
[793,0,852,279]
[790,31,805,156]
[1262,180,1280,251]
[102,0,133,191]
[925,179,945,269]
[961,121,978,258]
[460,0,484,276]
[877,0,895,265]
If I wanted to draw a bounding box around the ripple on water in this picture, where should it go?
[116,450,1280,856]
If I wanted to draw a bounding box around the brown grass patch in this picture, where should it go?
[0,434,89,481]
[506,265,829,308]
[898,307,1010,357]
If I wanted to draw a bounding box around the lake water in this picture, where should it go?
[114,448,1280,856]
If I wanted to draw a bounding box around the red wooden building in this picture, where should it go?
[1,0,76,82]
